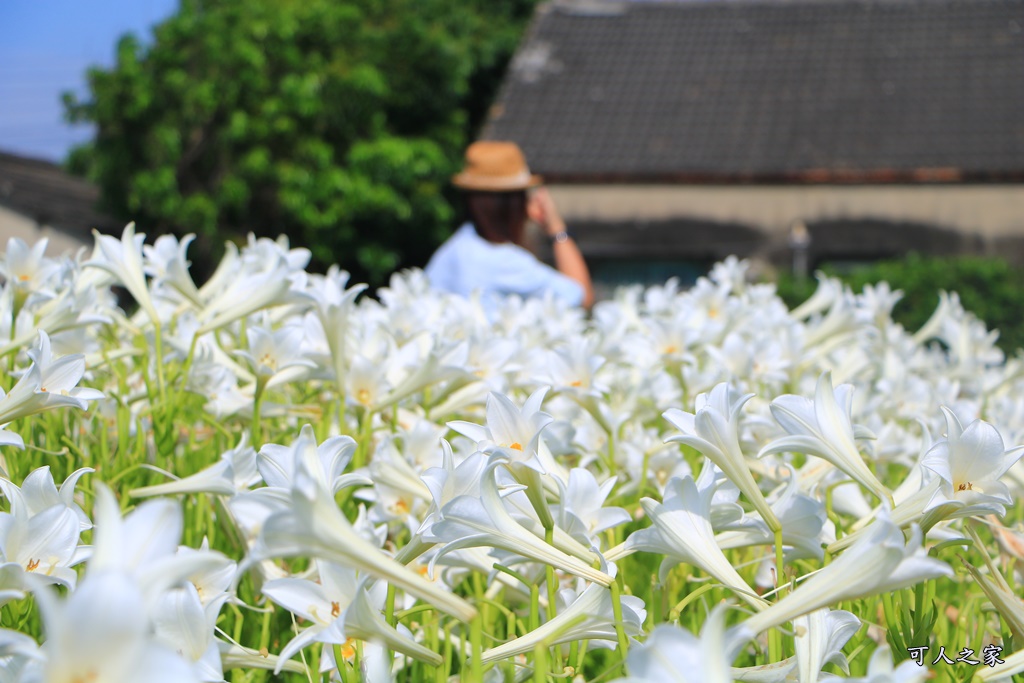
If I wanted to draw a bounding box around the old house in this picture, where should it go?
[482,0,1024,289]
[0,151,117,256]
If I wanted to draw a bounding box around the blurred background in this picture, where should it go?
[1,0,1023,344]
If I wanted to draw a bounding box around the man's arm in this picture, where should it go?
[528,188,594,309]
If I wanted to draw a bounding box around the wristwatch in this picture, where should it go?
[549,229,573,244]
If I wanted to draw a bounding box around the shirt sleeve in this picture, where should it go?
[424,245,453,292]
[532,266,585,307]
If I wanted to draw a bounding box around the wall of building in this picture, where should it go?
[0,204,92,257]
[550,183,1024,263]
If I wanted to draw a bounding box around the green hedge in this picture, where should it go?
[775,253,1024,354]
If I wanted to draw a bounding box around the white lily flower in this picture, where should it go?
[261,561,354,671]
[25,571,200,683]
[131,435,260,498]
[613,605,746,683]
[1,465,93,531]
[178,538,238,607]
[448,389,555,473]
[2,238,60,299]
[792,608,860,683]
[725,608,858,683]
[240,233,311,273]
[88,484,227,603]
[84,223,160,325]
[233,324,316,390]
[0,627,42,669]
[960,525,1024,642]
[800,289,860,349]
[911,290,956,345]
[217,641,305,675]
[553,468,631,549]
[0,498,83,593]
[448,387,576,533]
[303,266,366,385]
[143,233,203,306]
[418,441,489,541]
[480,564,645,663]
[152,582,227,682]
[920,407,1024,521]
[761,372,892,505]
[423,460,612,586]
[250,432,477,622]
[537,337,607,396]
[266,565,442,671]
[625,472,769,610]
[196,255,300,334]
[0,466,92,595]
[257,425,365,494]
[742,516,952,637]
[0,332,104,429]
[21,283,111,350]
[716,473,829,561]
[664,383,781,533]
[839,646,928,683]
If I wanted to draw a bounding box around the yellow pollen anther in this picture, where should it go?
[958,482,974,491]
[26,559,40,571]
[509,442,523,451]
[331,601,341,618]
[664,345,677,354]
[570,380,582,387]
[356,388,372,405]
[18,274,30,282]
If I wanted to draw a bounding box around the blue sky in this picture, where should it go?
[0,0,178,162]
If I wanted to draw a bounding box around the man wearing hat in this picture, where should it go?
[425,141,594,311]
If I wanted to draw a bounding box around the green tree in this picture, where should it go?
[65,0,538,284]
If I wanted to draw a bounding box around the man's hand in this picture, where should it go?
[527,188,566,236]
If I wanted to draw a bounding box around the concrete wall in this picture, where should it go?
[0,204,91,258]
[549,183,1024,263]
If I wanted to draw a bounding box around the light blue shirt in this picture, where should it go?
[425,223,584,309]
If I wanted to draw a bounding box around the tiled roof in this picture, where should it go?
[483,0,1024,181]
[0,151,119,236]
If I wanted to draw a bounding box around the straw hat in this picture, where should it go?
[452,141,542,191]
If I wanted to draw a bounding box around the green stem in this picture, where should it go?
[609,577,631,667]
[385,583,397,628]
[153,320,167,405]
[574,639,588,676]
[638,449,652,501]
[354,406,373,470]
[533,643,548,683]
[768,627,782,666]
[544,526,563,673]
[495,563,540,632]
[443,623,453,683]
[251,378,266,447]
[774,526,785,599]
[668,583,717,623]
[470,613,484,683]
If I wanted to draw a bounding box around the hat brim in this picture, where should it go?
[452,172,543,192]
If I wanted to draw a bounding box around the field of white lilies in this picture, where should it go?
[2,224,1024,683]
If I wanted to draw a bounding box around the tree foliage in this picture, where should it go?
[65,0,538,284]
